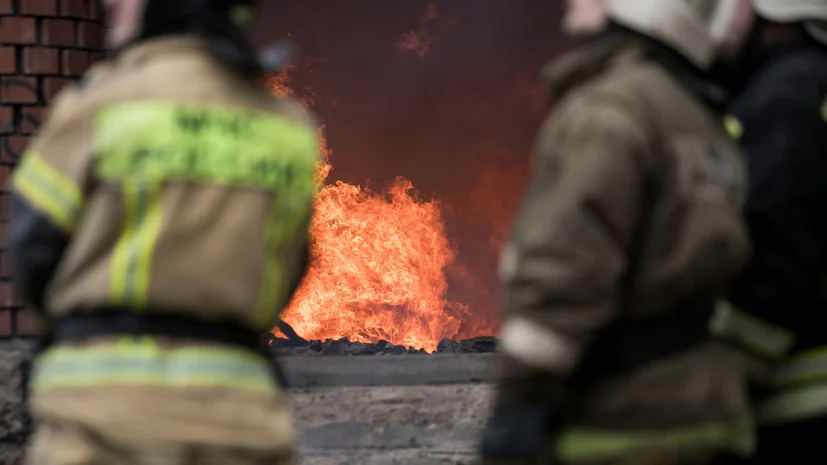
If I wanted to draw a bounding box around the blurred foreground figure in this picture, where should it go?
[722,0,827,463]
[482,0,766,464]
[10,0,319,464]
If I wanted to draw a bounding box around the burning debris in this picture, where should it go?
[264,320,497,356]
[262,332,498,356]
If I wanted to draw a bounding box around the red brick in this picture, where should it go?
[0,252,10,279]
[0,47,16,74]
[0,281,15,309]
[0,193,9,219]
[20,106,44,134]
[88,0,100,20]
[23,47,59,75]
[0,310,11,337]
[21,0,59,15]
[0,76,39,104]
[1,135,30,163]
[77,20,103,49]
[0,106,12,135]
[0,0,12,14]
[61,49,90,76]
[0,17,38,45]
[61,0,88,18]
[41,19,76,47]
[3,283,21,307]
[16,308,45,337]
[0,165,9,189]
[43,77,72,101]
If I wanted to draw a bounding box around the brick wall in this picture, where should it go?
[0,0,103,334]
[0,1,103,462]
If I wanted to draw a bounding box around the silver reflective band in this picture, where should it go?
[499,316,579,373]
[31,338,277,393]
[498,245,519,282]
[770,348,827,388]
[758,384,827,426]
[709,301,795,359]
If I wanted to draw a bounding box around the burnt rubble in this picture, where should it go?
[261,333,498,356]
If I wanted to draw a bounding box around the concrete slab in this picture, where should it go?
[281,353,498,387]
[290,384,493,465]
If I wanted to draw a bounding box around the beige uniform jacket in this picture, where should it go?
[496,37,763,463]
[11,36,320,455]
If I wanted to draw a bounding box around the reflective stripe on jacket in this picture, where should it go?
[709,301,795,361]
[758,348,827,425]
[32,336,278,394]
[555,415,755,463]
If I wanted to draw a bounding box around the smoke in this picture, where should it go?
[251,0,569,331]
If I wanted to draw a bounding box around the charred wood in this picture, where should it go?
[261,335,498,356]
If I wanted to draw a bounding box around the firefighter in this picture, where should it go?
[480,0,765,464]
[721,0,827,462]
[9,0,319,464]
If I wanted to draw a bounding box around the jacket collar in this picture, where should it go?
[541,35,633,101]
[541,31,730,112]
[115,35,214,69]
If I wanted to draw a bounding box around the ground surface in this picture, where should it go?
[0,352,498,464]
[292,384,492,465]
[281,353,497,387]
[284,354,496,465]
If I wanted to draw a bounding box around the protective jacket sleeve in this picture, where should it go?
[727,64,827,341]
[494,94,653,414]
[9,193,71,312]
[9,84,95,313]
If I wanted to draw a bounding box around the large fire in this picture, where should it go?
[264,2,544,352]
[269,74,470,352]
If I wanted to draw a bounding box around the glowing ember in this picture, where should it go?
[395,3,456,59]
[269,75,469,352]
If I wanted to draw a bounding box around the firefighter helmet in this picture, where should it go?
[139,0,258,41]
[753,0,827,46]
[606,0,743,69]
[753,0,827,22]
[102,0,268,77]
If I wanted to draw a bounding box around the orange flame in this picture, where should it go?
[269,74,469,352]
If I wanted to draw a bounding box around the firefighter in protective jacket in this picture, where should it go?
[481,0,765,464]
[10,0,319,464]
[721,0,827,462]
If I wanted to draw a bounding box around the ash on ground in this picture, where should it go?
[261,333,498,356]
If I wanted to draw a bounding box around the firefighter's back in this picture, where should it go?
[481,1,767,464]
[20,36,318,465]
[548,37,758,463]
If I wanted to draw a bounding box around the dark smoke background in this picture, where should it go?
[251,1,570,335]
